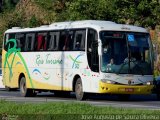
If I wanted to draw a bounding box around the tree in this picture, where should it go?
[57,0,160,28]
[3,0,19,10]
[63,0,116,21]
[28,15,41,27]
[114,0,160,28]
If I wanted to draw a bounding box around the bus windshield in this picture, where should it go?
[100,31,153,75]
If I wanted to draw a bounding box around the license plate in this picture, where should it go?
[125,88,134,92]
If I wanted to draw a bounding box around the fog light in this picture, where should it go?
[146,81,153,85]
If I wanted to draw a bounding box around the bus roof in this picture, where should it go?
[5,20,148,33]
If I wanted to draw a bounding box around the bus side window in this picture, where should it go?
[65,31,74,51]
[73,30,86,51]
[4,34,9,51]
[37,35,46,51]
[4,33,15,51]
[53,35,58,50]
[25,33,35,51]
[46,35,51,50]
[48,32,60,51]
[16,33,25,51]
[8,33,15,39]
[59,30,74,51]
[36,32,47,51]
[59,31,67,51]
[87,29,99,72]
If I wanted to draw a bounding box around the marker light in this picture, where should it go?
[146,81,153,85]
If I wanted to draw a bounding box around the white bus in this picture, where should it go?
[2,20,154,100]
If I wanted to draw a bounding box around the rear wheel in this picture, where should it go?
[20,77,36,97]
[5,86,17,91]
[5,86,12,91]
[75,78,86,100]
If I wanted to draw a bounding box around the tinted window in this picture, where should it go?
[16,33,25,51]
[35,32,47,51]
[25,33,35,51]
[4,33,15,51]
[73,30,86,51]
[47,32,60,51]
[59,30,74,51]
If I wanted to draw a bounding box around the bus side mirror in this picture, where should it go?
[98,40,102,55]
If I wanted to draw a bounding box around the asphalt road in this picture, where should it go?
[0,88,160,110]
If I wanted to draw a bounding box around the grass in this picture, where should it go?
[0,100,160,120]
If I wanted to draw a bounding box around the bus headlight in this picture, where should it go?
[101,79,115,84]
[146,81,153,85]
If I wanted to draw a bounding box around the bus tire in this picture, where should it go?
[20,77,36,97]
[5,86,12,91]
[75,78,86,101]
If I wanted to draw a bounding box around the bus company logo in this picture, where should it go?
[128,80,132,85]
[69,53,84,69]
[36,54,62,66]
[125,77,133,85]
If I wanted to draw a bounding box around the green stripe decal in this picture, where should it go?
[3,39,34,88]
[69,55,82,63]
[17,52,34,88]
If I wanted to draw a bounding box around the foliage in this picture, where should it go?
[61,0,160,28]
[2,0,19,11]
[60,0,116,21]
[0,100,159,119]
[1,0,160,28]
[34,0,53,10]
[0,0,160,49]
[0,100,160,120]
[5,12,25,28]
[114,0,160,28]
[28,15,41,27]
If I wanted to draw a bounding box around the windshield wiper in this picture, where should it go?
[117,61,128,75]
[130,60,144,76]
[116,57,132,75]
[117,58,144,75]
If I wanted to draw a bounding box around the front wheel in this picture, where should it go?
[20,77,36,97]
[75,78,86,100]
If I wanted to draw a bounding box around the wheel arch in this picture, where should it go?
[18,73,25,88]
[72,74,81,92]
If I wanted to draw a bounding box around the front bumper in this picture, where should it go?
[99,81,154,94]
